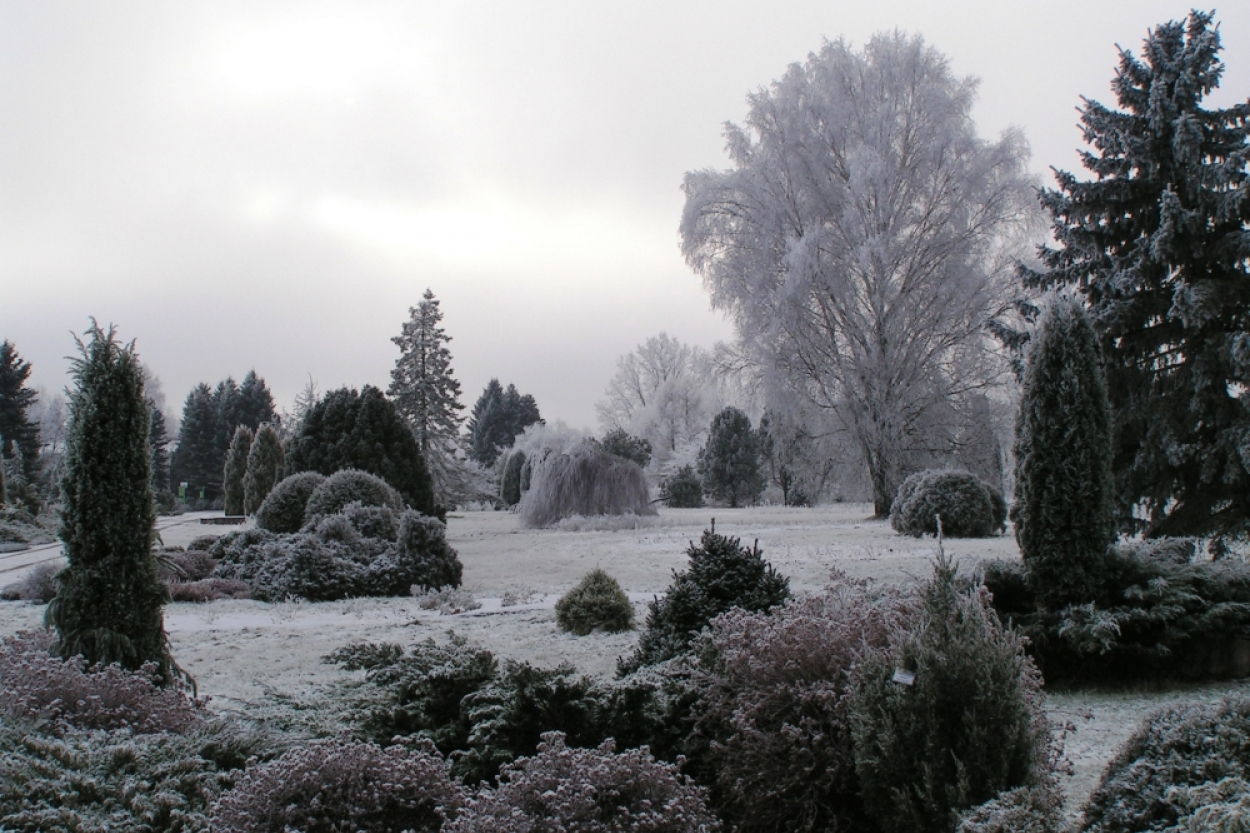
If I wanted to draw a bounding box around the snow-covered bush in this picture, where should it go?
[0,629,203,734]
[890,469,1005,538]
[957,786,1066,833]
[166,577,250,602]
[618,526,790,675]
[254,471,324,533]
[660,464,704,508]
[518,441,655,529]
[211,737,464,833]
[0,561,59,603]
[303,468,404,525]
[388,511,462,593]
[414,585,481,614]
[446,732,720,833]
[555,569,634,636]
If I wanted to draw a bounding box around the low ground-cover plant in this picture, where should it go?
[618,525,790,675]
[211,736,464,833]
[1080,695,1250,833]
[445,732,720,833]
[556,569,634,635]
[890,469,1006,538]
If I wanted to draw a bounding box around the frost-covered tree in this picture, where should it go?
[698,406,765,507]
[467,380,542,467]
[1022,11,1250,545]
[1013,296,1115,608]
[389,289,466,503]
[222,425,254,516]
[596,333,720,471]
[0,340,40,483]
[681,33,1035,516]
[243,423,284,514]
[46,322,177,684]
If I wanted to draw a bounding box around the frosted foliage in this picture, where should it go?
[596,333,722,471]
[680,33,1036,515]
[509,420,591,461]
[518,441,656,529]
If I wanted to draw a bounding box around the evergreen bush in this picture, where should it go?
[303,468,404,526]
[444,732,719,833]
[211,737,464,833]
[378,510,462,594]
[254,471,324,533]
[890,469,1004,538]
[500,449,525,507]
[555,568,634,635]
[957,786,1066,833]
[596,428,653,469]
[222,424,253,515]
[46,322,178,684]
[660,465,704,508]
[1013,295,1115,608]
[518,441,655,529]
[618,526,790,675]
[848,552,1051,833]
[1080,696,1250,833]
[243,423,284,515]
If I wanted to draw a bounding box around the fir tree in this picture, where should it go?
[147,400,171,497]
[244,423,285,515]
[236,370,279,433]
[1013,296,1116,608]
[0,340,41,483]
[466,380,542,467]
[389,289,466,502]
[222,424,254,516]
[1023,11,1250,545]
[698,407,765,508]
[170,383,219,502]
[45,321,178,684]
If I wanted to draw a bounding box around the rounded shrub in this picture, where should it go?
[303,468,404,526]
[444,732,718,833]
[555,568,634,635]
[661,465,705,508]
[383,510,462,594]
[891,469,1004,538]
[254,471,325,533]
[211,737,464,833]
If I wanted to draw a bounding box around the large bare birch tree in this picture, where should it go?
[680,32,1035,515]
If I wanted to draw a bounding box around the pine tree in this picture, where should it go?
[0,340,41,483]
[222,424,254,516]
[698,407,765,508]
[1013,297,1115,608]
[45,321,178,684]
[389,289,466,502]
[244,423,285,515]
[1023,11,1250,545]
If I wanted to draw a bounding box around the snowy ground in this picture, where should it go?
[1,503,1246,818]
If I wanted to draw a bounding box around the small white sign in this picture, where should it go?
[892,669,916,686]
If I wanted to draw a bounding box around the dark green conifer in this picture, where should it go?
[698,407,765,508]
[244,423,285,515]
[500,450,525,507]
[1013,296,1115,608]
[222,424,253,516]
[45,322,178,684]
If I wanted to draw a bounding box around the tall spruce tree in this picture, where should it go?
[389,289,466,501]
[171,383,219,502]
[148,400,171,497]
[0,340,41,483]
[244,423,284,514]
[46,322,177,683]
[466,379,542,467]
[1023,11,1250,545]
[222,424,254,516]
[698,406,766,508]
[1013,296,1115,608]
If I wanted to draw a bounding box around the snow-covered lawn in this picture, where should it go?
[1,503,1246,816]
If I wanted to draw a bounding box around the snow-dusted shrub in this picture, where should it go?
[167,578,250,602]
[254,471,324,533]
[158,548,217,582]
[555,568,634,636]
[211,737,464,833]
[618,526,790,675]
[1080,696,1250,833]
[389,511,462,593]
[695,578,917,832]
[414,585,480,614]
[0,629,203,734]
[518,441,655,529]
[890,469,1005,538]
[187,533,220,552]
[0,561,59,603]
[446,732,719,833]
[660,464,704,508]
[957,786,1066,833]
[303,467,404,525]
[849,552,1050,833]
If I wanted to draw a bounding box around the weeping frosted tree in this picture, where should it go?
[1021,11,1250,546]
[518,441,654,529]
[1013,296,1115,608]
[680,32,1035,516]
[222,424,254,516]
[46,322,178,684]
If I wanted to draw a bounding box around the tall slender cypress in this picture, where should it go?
[244,423,285,515]
[1012,297,1115,608]
[222,424,254,516]
[46,322,177,684]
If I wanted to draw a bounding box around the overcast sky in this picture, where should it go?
[2,1,1248,431]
